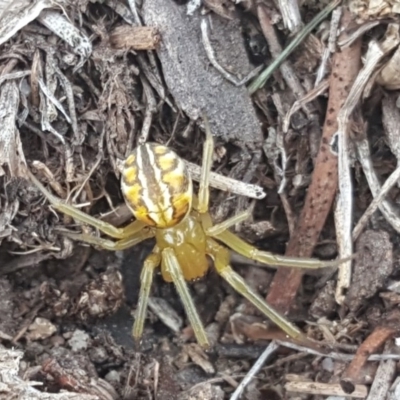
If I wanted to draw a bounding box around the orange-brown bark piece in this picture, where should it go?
[266,10,362,313]
[341,326,395,393]
[110,26,160,50]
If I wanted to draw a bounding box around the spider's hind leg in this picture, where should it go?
[212,229,338,270]
[206,238,311,343]
[132,247,161,345]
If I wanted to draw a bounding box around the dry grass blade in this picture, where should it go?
[256,5,313,117]
[248,0,341,93]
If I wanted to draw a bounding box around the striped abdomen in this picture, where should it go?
[121,143,192,228]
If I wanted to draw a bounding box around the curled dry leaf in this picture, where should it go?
[147,296,183,333]
[38,11,92,63]
[378,44,400,89]
[266,9,362,312]
[183,343,215,374]
[0,0,53,46]
[349,0,400,20]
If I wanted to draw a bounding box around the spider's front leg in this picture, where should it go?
[162,247,209,348]
[28,169,153,246]
[61,229,155,251]
[197,115,214,214]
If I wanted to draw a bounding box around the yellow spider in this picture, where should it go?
[28,118,333,348]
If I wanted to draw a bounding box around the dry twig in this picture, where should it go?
[335,27,400,303]
[341,326,395,393]
[285,380,368,398]
[229,341,279,400]
[266,10,362,313]
[109,26,160,50]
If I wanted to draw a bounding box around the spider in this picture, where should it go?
[28,118,334,348]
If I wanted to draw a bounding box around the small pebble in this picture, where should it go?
[89,346,108,364]
[105,370,121,383]
[62,331,73,340]
[322,357,334,372]
[49,335,65,347]
[26,318,57,341]
[68,329,91,352]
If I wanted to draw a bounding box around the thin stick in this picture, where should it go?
[229,341,279,400]
[353,164,400,241]
[276,340,400,362]
[201,18,262,87]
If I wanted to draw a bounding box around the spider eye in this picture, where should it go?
[121,143,193,228]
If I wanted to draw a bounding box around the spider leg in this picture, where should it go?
[205,209,252,236]
[162,248,209,348]
[211,229,338,269]
[60,228,155,251]
[132,247,161,344]
[197,115,214,214]
[28,169,145,239]
[206,238,308,342]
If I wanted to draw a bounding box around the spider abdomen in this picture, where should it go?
[121,143,193,228]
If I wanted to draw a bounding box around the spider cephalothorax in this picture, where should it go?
[28,118,333,348]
